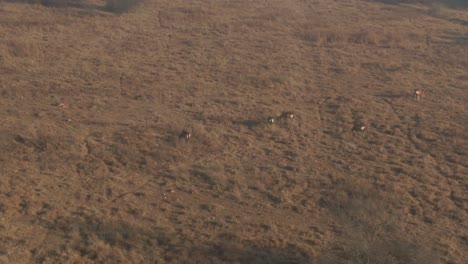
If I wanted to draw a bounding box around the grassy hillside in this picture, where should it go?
[0,0,466,263]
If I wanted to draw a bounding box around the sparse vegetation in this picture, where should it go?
[320,177,441,263]
[0,0,466,263]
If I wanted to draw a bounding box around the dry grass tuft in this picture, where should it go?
[300,27,424,48]
[0,38,42,59]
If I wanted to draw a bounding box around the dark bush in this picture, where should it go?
[104,0,143,13]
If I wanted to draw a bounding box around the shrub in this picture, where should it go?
[104,0,143,13]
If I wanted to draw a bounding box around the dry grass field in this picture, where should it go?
[0,0,467,263]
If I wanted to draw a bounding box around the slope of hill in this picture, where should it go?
[0,0,466,263]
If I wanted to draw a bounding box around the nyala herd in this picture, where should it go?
[179,89,424,143]
[267,111,295,125]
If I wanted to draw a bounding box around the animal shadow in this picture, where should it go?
[237,120,263,129]
[375,91,405,99]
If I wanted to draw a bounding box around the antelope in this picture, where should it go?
[352,122,366,137]
[414,88,424,101]
[179,130,191,143]
[278,111,295,121]
[268,117,275,125]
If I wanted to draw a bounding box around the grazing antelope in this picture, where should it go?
[179,130,191,143]
[414,88,424,101]
[278,111,295,121]
[352,123,366,137]
[268,117,275,125]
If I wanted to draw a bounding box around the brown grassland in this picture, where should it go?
[0,0,467,263]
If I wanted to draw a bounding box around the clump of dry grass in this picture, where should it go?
[191,161,228,190]
[14,124,80,155]
[320,176,441,263]
[31,214,167,263]
[300,26,424,48]
[301,29,347,46]
[0,37,43,60]
[349,30,380,45]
